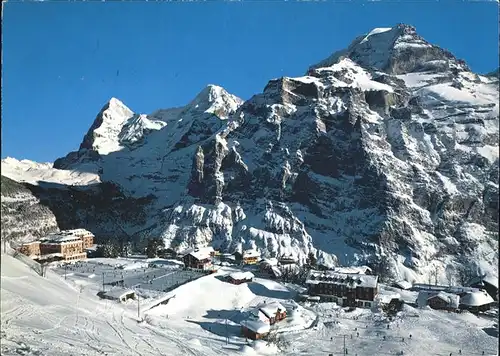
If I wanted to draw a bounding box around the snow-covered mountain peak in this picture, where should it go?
[310,23,470,75]
[78,98,135,155]
[107,96,129,109]
[188,84,244,119]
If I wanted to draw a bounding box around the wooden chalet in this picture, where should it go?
[305,270,379,308]
[426,292,460,311]
[227,271,254,285]
[254,302,287,325]
[240,319,270,340]
[182,247,214,270]
[242,250,260,265]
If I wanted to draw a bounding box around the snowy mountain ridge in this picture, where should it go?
[2,24,498,285]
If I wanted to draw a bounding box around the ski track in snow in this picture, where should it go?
[1,252,499,356]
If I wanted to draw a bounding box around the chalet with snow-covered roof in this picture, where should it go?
[423,292,460,311]
[392,280,412,290]
[182,247,214,270]
[468,274,498,301]
[259,259,282,279]
[305,270,379,308]
[240,319,270,340]
[259,302,287,324]
[459,290,495,313]
[249,301,287,325]
[242,250,260,265]
[334,266,372,275]
[227,271,254,285]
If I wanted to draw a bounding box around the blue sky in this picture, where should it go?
[2,1,498,162]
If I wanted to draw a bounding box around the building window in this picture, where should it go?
[364,302,371,308]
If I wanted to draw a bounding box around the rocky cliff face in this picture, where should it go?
[1,176,59,243]
[2,24,498,283]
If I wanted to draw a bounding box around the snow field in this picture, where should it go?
[2,253,498,356]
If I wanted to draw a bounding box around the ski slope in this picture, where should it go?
[1,252,498,356]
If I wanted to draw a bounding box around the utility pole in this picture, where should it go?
[137,293,141,320]
[343,334,346,355]
[102,272,105,292]
[226,319,228,345]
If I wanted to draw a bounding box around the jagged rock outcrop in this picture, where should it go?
[2,24,498,283]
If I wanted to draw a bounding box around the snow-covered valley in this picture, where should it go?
[1,246,498,356]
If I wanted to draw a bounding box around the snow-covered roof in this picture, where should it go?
[428,292,460,309]
[22,241,40,245]
[393,280,412,290]
[60,229,94,237]
[306,270,378,288]
[334,266,372,274]
[103,289,136,300]
[240,319,270,334]
[412,284,479,294]
[185,246,214,261]
[228,271,254,281]
[243,250,260,258]
[468,274,498,289]
[257,302,286,319]
[459,291,495,307]
[377,292,401,304]
[41,229,94,244]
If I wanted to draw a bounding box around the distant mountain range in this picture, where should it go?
[2,24,498,284]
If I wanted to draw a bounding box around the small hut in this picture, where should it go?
[227,271,254,285]
[98,289,137,303]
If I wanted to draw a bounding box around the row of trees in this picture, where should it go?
[94,237,166,259]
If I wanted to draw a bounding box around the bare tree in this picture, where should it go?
[430,265,441,286]
[266,329,290,351]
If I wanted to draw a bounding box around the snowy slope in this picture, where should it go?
[1,250,498,356]
[2,24,498,286]
[1,157,100,186]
